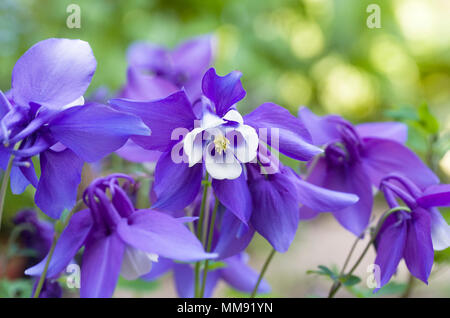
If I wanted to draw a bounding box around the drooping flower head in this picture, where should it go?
[298,107,439,236]
[373,174,450,291]
[26,174,215,298]
[0,38,150,218]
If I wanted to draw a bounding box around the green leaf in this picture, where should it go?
[117,277,160,292]
[306,265,338,281]
[418,102,439,135]
[376,282,408,296]
[434,248,450,264]
[345,281,407,298]
[206,261,227,271]
[384,106,418,121]
[340,275,361,286]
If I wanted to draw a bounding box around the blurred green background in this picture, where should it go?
[1,0,450,121]
[1,0,449,169]
[0,0,449,297]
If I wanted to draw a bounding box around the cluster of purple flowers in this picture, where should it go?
[1,36,449,298]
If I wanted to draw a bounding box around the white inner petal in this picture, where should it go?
[201,111,225,130]
[121,246,159,280]
[204,142,242,180]
[223,109,244,124]
[182,109,256,179]
[183,127,204,167]
[430,208,450,251]
[234,124,259,163]
[62,96,85,109]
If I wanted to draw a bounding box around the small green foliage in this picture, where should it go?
[0,279,33,298]
[434,247,450,265]
[117,277,160,293]
[307,265,361,288]
[384,106,419,121]
[417,102,439,135]
[340,275,361,287]
[306,265,339,281]
[345,281,407,298]
[385,102,441,159]
[206,261,227,271]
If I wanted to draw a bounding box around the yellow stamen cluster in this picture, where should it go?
[213,133,230,155]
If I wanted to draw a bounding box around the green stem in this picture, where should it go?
[200,197,219,298]
[33,233,57,298]
[328,206,411,298]
[401,273,415,298]
[340,236,360,275]
[196,173,210,242]
[250,248,276,298]
[33,200,83,298]
[194,173,210,298]
[0,149,16,233]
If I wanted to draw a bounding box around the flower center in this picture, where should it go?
[213,133,230,155]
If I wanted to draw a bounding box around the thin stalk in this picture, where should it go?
[250,248,276,298]
[33,200,83,298]
[328,235,361,295]
[340,236,360,275]
[0,144,20,233]
[401,273,415,298]
[196,173,210,241]
[194,173,210,298]
[32,233,57,298]
[328,206,411,298]
[200,197,219,298]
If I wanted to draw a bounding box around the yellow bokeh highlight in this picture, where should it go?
[440,151,450,178]
[313,56,378,118]
[290,21,324,59]
[278,72,313,112]
[215,24,239,62]
[394,0,450,56]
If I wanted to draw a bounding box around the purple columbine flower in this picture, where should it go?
[110,68,323,225]
[120,35,215,102]
[25,174,216,298]
[143,253,270,298]
[373,174,450,291]
[0,38,151,218]
[298,107,439,236]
